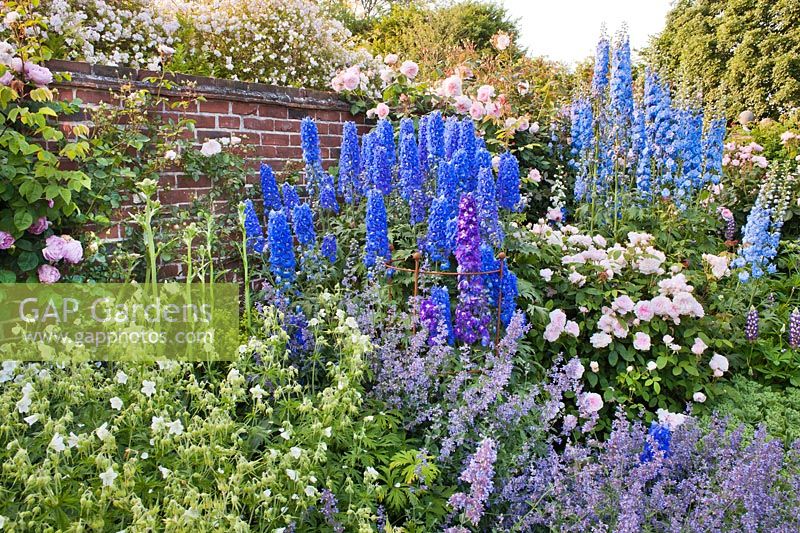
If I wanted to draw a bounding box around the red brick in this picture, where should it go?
[243,117,274,131]
[158,263,184,279]
[314,110,341,121]
[159,188,210,205]
[175,174,214,188]
[75,89,108,105]
[231,102,259,115]
[274,119,299,133]
[218,116,241,129]
[260,132,292,145]
[96,224,121,241]
[259,104,288,118]
[198,99,230,113]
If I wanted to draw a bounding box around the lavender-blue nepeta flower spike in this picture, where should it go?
[292,203,315,247]
[454,193,491,345]
[242,199,265,253]
[260,163,282,212]
[497,152,521,211]
[448,437,497,527]
[364,189,390,268]
[337,121,361,204]
[267,209,296,287]
[318,489,343,533]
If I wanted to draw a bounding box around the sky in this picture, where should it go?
[501,0,674,65]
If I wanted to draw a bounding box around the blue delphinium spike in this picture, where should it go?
[260,163,282,212]
[292,203,315,247]
[444,116,460,160]
[497,152,521,211]
[282,183,300,220]
[373,145,393,195]
[364,189,390,268]
[242,199,265,253]
[592,32,610,96]
[376,118,396,168]
[267,209,296,288]
[321,233,337,263]
[426,195,452,268]
[427,111,445,165]
[338,121,361,204]
[476,167,503,246]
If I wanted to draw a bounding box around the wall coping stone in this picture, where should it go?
[46,60,351,112]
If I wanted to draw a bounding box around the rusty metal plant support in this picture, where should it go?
[385,250,507,353]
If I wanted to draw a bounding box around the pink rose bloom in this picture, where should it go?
[719,207,733,219]
[0,71,13,86]
[11,57,23,72]
[440,75,462,97]
[61,236,83,264]
[529,121,540,133]
[722,155,730,166]
[0,230,15,249]
[565,320,580,337]
[469,101,485,120]
[28,216,49,235]
[528,168,542,183]
[330,74,345,92]
[633,300,655,322]
[691,337,708,355]
[565,359,584,379]
[709,353,728,376]
[633,332,651,351]
[454,95,471,115]
[579,392,603,413]
[484,101,501,118]
[476,84,495,103]
[23,62,52,87]
[546,208,562,222]
[383,53,398,65]
[612,295,635,314]
[752,155,768,168]
[341,67,360,91]
[543,324,562,342]
[399,60,418,79]
[590,331,612,348]
[650,295,673,317]
[548,309,567,331]
[38,264,61,284]
[42,235,66,262]
[375,102,390,120]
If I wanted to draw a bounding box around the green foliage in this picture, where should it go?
[647,0,800,119]
[705,375,800,443]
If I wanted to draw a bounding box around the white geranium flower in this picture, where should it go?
[95,423,111,441]
[289,447,301,459]
[110,397,123,410]
[100,466,118,487]
[151,416,165,432]
[167,419,184,436]
[116,371,128,384]
[67,432,79,448]
[49,433,66,453]
[158,466,171,478]
[23,414,39,426]
[286,469,299,482]
[250,384,265,399]
[141,380,156,397]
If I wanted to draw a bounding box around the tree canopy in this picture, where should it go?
[646,0,800,119]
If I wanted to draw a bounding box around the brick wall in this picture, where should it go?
[48,60,368,244]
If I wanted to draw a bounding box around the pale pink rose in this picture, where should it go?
[341,67,360,90]
[548,309,567,331]
[28,216,49,235]
[709,353,728,376]
[657,409,687,430]
[383,53,399,65]
[0,71,13,86]
[529,121,540,133]
[200,139,222,157]
[516,116,530,132]
[633,332,651,351]
[719,207,733,220]
[589,361,599,372]
[752,155,768,168]
[543,324,562,342]
[399,60,418,79]
[611,319,628,338]
[590,332,612,348]
[0,230,15,249]
[375,102,390,120]
[650,295,673,317]
[633,300,655,322]
[493,32,511,51]
[379,68,394,85]
[568,271,586,287]
[691,337,708,355]
[546,208,562,222]
[612,295,635,314]
[566,359,584,379]
[38,264,61,284]
[780,131,796,143]
[673,292,704,318]
[23,62,52,87]
[42,235,65,262]
[722,155,731,166]
[528,168,542,183]
[476,84,495,103]
[539,268,553,282]
[484,101,501,118]
[579,392,603,413]
[60,236,83,264]
[469,101,485,120]
[693,392,707,403]
[504,117,517,130]
[750,142,764,152]
[702,253,730,279]
[597,314,617,333]
[454,95,471,114]
[440,75,462,97]
[11,57,23,72]
[647,361,658,371]
[565,320,580,337]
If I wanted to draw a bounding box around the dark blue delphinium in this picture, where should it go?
[267,209,296,287]
[282,183,300,220]
[444,115,460,160]
[640,422,672,463]
[321,233,337,263]
[476,167,503,247]
[427,111,445,165]
[242,199,265,253]
[260,163,282,212]
[497,152,521,211]
[454,193,491,345]
[373,145,393,195]
[337,121,361,204]
[319,172,339,213]
[426,195,453,268]
[364,189,390,268]
[292,203,315,247]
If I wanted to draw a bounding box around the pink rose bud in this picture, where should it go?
[28,216,49,235]
[0,230,15,249]
[60,235,83,264]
